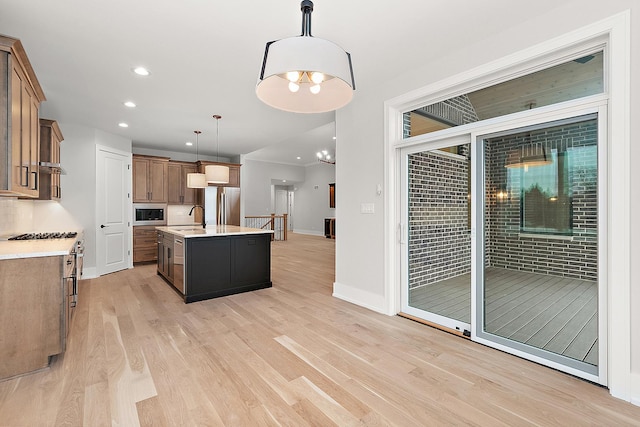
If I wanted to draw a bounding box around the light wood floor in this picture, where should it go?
[1,233,639,426]
[409,268,598,365]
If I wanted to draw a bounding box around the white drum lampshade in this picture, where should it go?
[186,172,207,188]
[256,0,355,114]
[205,165,229,184]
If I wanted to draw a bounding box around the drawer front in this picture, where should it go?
[134,234,157,246]
[134,226,158,237]
[133,247,158,263]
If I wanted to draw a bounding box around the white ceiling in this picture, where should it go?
[0,0,568,164]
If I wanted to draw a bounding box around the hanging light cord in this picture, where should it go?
[301,0,313,36]
[213,115,222,162]
[194,130,201,162]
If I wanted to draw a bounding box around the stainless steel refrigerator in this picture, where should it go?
[204,186,240,226]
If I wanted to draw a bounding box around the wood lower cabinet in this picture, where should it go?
[133,226,159,263]
[168,161,197,205]
[0,35,46,198]
[0,254,72,380]
[132,155,169,203]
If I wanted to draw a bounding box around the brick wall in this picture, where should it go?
[403,95,479,138]
[408,149,470,290]
[485,119,598,280]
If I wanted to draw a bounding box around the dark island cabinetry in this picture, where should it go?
[156,226,273,303]
[185,233,271,303]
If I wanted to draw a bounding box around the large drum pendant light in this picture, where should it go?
[186,130,207,188]
[256,0,355,114]
[205,115,229,184]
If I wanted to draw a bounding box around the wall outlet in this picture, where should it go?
[361,203,375,214]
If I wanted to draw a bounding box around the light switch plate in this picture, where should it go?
[361,203,375,214]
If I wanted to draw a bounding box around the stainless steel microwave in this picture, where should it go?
[133,203,167,226]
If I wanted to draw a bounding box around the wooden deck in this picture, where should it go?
[409,267,598,365]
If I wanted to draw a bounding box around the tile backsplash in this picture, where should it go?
[0,198,81,237]
[0,198,32,237]
[167,204,198,226]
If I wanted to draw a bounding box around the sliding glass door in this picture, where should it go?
[400,112,603,380]
[401,136,471,334]
[477,114,600,376]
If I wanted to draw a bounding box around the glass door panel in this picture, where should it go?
[480,115,599,373]
[403,141,471,333]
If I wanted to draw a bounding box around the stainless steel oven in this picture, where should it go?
[133,203,167,226]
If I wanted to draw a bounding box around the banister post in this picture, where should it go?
[271,213,275,240]
[283,213,288,241]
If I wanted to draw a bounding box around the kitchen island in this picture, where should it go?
[155,225,273,303]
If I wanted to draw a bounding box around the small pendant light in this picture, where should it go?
[205,115,230,184]
[186,130,207,188]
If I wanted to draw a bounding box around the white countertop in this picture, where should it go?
[156,224,274,238]
[0,238,77,260]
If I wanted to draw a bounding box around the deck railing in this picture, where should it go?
[245,213,288,241]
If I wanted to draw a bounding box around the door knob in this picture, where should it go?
[100,224,106,228]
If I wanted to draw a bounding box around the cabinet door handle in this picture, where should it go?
[21,166,28,187]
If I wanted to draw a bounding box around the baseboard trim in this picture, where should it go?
[293,229,324,237]
[332,281,388,314]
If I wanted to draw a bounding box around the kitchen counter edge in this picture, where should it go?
[0,238,78,260]
[156,225,274,238]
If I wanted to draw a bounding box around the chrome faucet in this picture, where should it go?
[188,205,206,228]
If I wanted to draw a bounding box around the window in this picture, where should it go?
[403,51,603,139]
[518,150,572,234]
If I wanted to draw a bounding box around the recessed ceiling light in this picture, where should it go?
[332,136,336,140]
[185,142,193,146]
[296,156,301,160]
[283,180,287,183]
[118,122,129,128]
[124,101,136,108]
[132,67,150,76]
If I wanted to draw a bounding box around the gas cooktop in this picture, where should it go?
[8,231,78,240]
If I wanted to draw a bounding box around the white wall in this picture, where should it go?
[334,0,639,404]
[293,163,335,235]
[242,159,305,216]
[59,123,132,277]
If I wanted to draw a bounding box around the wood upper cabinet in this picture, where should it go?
[0,35,46,198]
[132,154,169,203]
[168,161,197,205]
[38,119,63,200]
[196,161,241,188]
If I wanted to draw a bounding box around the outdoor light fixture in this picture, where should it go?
[205,115,230,184]
[187,130,207,188]
[256,0,355,113]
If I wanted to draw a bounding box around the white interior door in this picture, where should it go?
[96,146,131,276]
